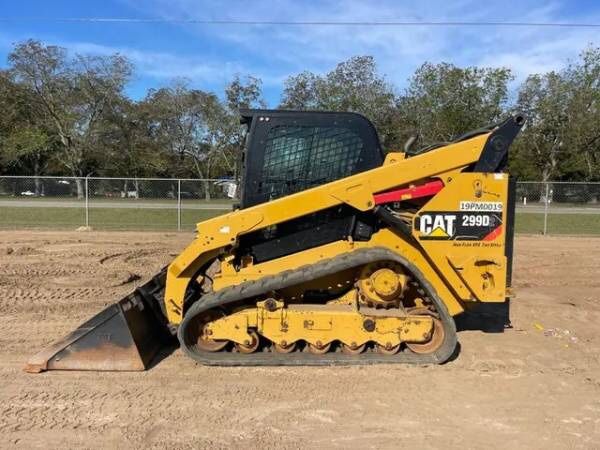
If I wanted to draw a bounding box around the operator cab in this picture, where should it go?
[239,109,384,208]
[238,109,384,263]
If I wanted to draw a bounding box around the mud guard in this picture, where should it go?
[25,295,165,373]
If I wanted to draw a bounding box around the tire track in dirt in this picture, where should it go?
[0,382,206,439]
[0,287,113,317]
[1,231,599,449]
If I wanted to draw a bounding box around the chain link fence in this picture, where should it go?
[1,176,599,234]
[0,176,235,231]
[516,182,600,234]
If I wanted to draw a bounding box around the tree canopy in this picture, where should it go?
[1,39,599,183]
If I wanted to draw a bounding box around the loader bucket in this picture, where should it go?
[25,295,164,373]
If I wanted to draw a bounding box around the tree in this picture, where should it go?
[2,38,599,185]
[7,40,132,197]
[511,73,570,182]
[100,97,169,178]
[280,56,397,147]
[511,47,600,182]
[563,47,600,181]
[222,75,266,181]
[400,62,513,146]
[0,70,54,193]
[142,81,225,198]
[280,71,319,110]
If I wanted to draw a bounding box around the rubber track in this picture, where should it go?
[177,247,458,366]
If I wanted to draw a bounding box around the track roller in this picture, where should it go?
[274,341,297,354]
[341,343,366,355]
[376,343,401,355]
[308,342,331,354]
[235,331,260,354]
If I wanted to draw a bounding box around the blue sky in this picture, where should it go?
[1,0,599,105]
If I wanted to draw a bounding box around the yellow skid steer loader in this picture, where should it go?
[26,109,524,372]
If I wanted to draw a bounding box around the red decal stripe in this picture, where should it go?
[374,180,444,205]
[483,225,503,241]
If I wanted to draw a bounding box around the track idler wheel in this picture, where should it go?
[235,331,260,354]
[406,317,445,354]
[193,310,228,352]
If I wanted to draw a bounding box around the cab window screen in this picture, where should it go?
[260,125,364,200]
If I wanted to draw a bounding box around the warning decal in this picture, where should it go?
[415,211,503,241]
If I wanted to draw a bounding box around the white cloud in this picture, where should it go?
[2,0,600,101]
[65,41,240,81]
[116,0,600,90]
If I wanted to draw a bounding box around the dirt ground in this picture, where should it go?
[0,230,599,449]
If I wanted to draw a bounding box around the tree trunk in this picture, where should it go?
[33,161,42,196]
[203,180,211,201]
[75,178,84,199]
[34,177,42,196]
[541,169,550,183]
[192,158,211,201]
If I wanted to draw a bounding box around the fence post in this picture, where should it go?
[85,176,89,228]
[543,182,549,235]
[177,179,181,231]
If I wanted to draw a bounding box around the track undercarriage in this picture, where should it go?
[178,248,457,366]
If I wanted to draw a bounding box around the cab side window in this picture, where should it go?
[260,125,364,200]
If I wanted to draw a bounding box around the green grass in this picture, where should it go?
[0,206,227,231]
[0,196,234,205]
[514,213,545,234]
[0,206,87,229]
[516,212,600,235]
[1,206,599,235]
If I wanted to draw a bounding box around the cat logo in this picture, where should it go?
[417,214,456,239]
[416,211,502,241]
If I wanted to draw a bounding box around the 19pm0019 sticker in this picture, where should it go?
[415,211,503,241]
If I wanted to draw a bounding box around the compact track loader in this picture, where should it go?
[26,109,524,372]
